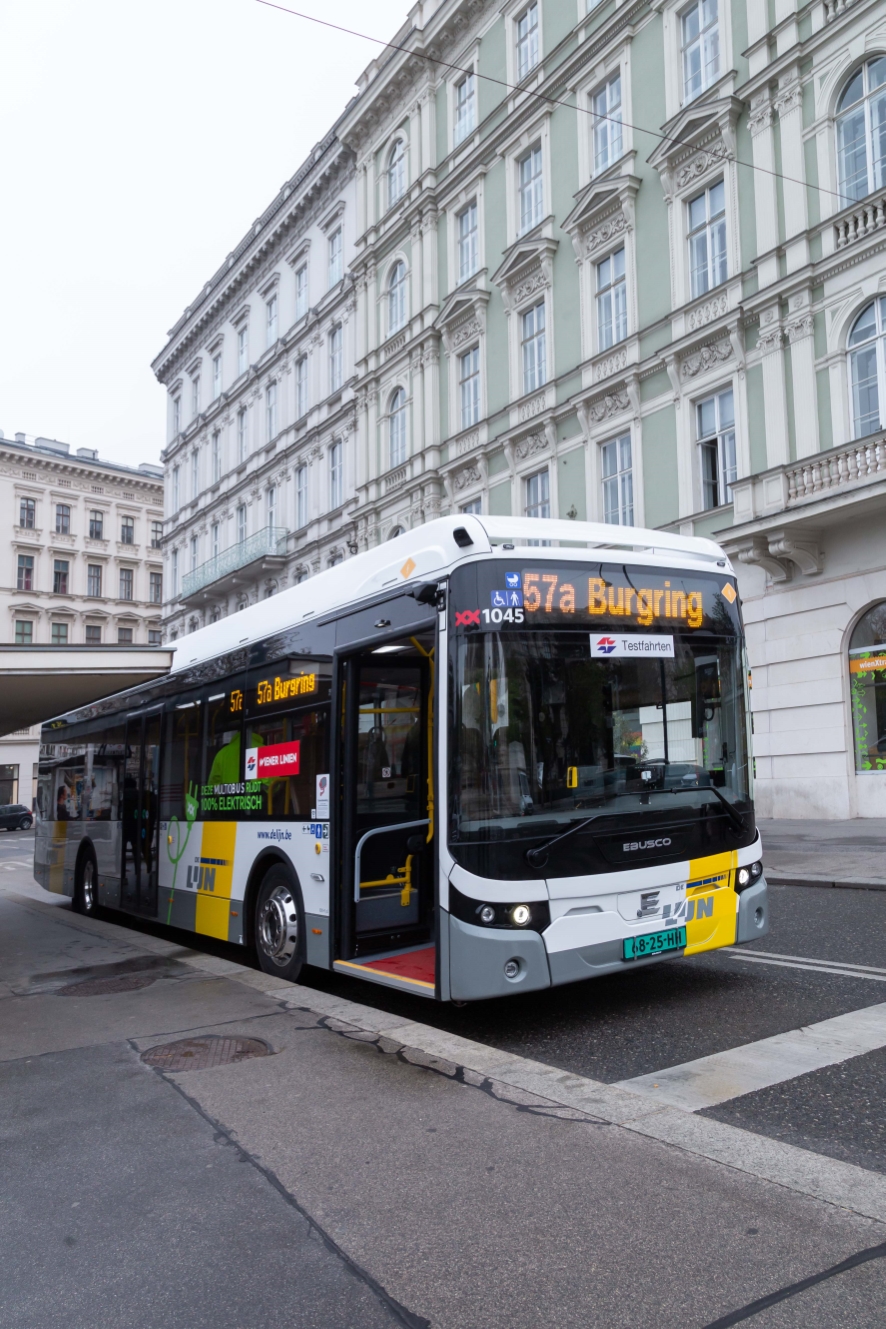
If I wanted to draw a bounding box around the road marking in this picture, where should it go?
[727,955,886,982]
[722,951,886,983]
[614,1002,886,1111]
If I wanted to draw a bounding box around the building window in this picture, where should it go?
[15,621,33,645]
[211,522,219,559]
[172,465,180,512]
[118,627,134,645]
[516,3,539,80]
[17,554,34,592]
[171,549,179,596]
[296,263,308,319]
[212,352,222,399]
[296,464,308,528]
[85,625,102,645]
[149,571,163,604]
[190,535,199,571]
[329,325,343,393]
[592,73,622,175]
[521,301,546,394]
[596,247,627,350]
[601,434,633,526]
[19,497,35,529]
[148,629,162,645]
[459,346,481,429]
[518,144,543,234]
[51,622,68,646]
[238,407,248,462]
[191,448,199,500]
[151,520,163,548]
[266,485,276,528]
[457,201,479,283]
[697,387,736,509]
[173,396,182,435]
[388,261,407,334]
[524,468,550,519]
[849,298,886,439]
[191,375,201,419]
[266,381,277,439]
[53,559,69,595]
[266,293,278,346]
[121,515,135,544]
[87,564,103,597]
[296,355,308,417]
[328,228,343,287]
[460,497,482,515]
[54,504,70,535]
[90,510,104,539]
[389,388,407,468]
[681,0,720,103]
[237,504,247,543]
[119,568,134,601]
[329,440,343,510]
[238,325,249,375]
[211,431,221,484]
[387,139,406,207]
[688,180,727,299]
[454,73,476,145]
[849,602,886,772]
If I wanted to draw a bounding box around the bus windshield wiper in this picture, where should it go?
[525,812,606,868]
[660,782,745,833]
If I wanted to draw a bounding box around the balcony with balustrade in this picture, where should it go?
[180,526,289,604]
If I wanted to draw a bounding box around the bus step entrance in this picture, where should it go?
[333,944,435,997]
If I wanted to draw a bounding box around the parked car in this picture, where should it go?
[0,804,33,831]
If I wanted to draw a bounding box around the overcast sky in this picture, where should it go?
[1,0,410,468]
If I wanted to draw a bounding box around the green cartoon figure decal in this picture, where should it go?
[165,781,199,924]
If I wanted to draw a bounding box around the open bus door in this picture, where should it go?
[335,633,438,996]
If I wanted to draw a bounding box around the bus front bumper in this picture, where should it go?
[447,876,770,1001]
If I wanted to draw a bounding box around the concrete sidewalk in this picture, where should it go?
[759,819,886,891]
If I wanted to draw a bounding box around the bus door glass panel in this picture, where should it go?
[123,713,162,913]
[141,714,161,912]
[122,724,141,906]
[352,660,427,937]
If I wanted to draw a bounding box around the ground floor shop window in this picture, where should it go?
[849,602,886,772]
[0,765,19,804]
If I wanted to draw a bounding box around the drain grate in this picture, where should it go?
[58,972,158,996]
[141,1035,270,1071]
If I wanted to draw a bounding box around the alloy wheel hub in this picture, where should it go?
[258,885,298,966]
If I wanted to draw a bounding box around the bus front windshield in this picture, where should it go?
[451,628,751,844]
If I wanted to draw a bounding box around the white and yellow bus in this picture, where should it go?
[35,515,768,1001]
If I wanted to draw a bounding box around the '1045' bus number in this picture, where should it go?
[483,607,525,625]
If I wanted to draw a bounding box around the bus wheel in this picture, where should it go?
[73,850,99,916]
[254,865,304,982]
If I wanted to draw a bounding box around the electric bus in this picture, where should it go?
[34,515,768,1001]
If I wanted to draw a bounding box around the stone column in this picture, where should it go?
[749,95,778,285]
[758,311,790,467]
[775,77,808,272]
[786,302,818,458]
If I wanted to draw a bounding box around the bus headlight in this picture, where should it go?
[510,904,532,927]
[479,904,496,924]
[449,885,551,932]
[736,861,763,891]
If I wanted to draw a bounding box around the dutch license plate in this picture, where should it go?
[623,926,687,961]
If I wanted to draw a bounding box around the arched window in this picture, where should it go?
[389,388,407,468]
[836,57,886,204]
[388,139,406,206]
[388,261,407,333]
[848,298,886,439]
[387,525,405,540]
[849,602,886,772]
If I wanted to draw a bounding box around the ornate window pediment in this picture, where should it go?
[647,95,741,198]
[491,234,558,311]
[435,284,490,353]
[561,175,640,262]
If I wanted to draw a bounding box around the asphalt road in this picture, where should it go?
[4,864,886,1329]
[6,823,885,1186]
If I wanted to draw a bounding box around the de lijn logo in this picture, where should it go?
[165,782,199,924]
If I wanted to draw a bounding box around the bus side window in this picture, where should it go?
[245,705,330,820]
[160,698,202,822]
[202,689,244,817]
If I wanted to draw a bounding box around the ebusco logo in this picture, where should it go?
[596,636,617,654]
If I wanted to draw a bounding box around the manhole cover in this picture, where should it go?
[141,1036,270,1071]
[58,973,158,996]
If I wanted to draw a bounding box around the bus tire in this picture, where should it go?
[254,863,305,982]
[73,848,99,917]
